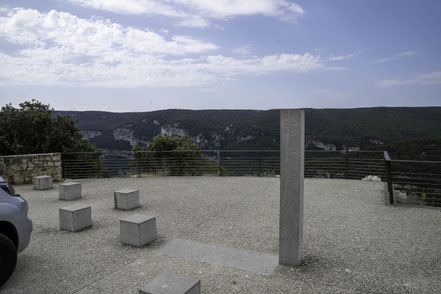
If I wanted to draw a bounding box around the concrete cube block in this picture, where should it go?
[59,204,92,232]
[120,214,156,247]
[32,176,53,190]
[139,272,201,294]
[59,182,82,200]
[114,189,140,210]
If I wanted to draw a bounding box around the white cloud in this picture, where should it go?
[329,50,362,61]
[0,8,324,88]
[398,51,419,57]
[178,17,210,28]
[0,8,217,55]
[173,0,304,18]
[375,50,419,63]
[232,45,251,55]
[377,71,441,87]
[67,0,305,27]
[69,0,184,17]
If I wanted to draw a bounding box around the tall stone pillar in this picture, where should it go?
[279,109,305,266]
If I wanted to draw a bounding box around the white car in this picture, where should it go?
[0,177,33,288]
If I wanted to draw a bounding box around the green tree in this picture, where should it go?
[0,100,108,179]
[0,99,97,155]
[133,135,200,175]
[133,134,226,176]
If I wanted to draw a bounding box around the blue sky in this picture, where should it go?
[0,0,440,111]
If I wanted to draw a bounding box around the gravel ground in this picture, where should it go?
[2,177,441,293]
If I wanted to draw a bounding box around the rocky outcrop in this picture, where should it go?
[238,135,255,141]
[0,153,62,184]
[82,131,102,140]
[193,133,209,146]
[161,125,186,138]
[113,128,148,146]
[343,145,361,152]
[224,124,235,135]
[213,134,225,147]
[369,139,384,145]
[312,140,337,151]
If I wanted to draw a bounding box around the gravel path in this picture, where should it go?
[3,177,441,293]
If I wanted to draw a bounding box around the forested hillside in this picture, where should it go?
[56,107,441,158]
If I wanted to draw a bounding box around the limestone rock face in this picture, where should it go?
[160,125,186,138]
[113,128,148,146]
[82,131,102,140]
[312,139,337,151]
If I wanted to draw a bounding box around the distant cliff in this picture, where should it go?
[56,107,441,154]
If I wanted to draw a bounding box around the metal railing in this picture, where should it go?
[305,150,385,180]
[384,151,441,207]
[61,149,441,207]
[61,150,385,180]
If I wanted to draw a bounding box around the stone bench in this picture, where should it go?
[32,175,53,190]
[120,214,156,247]
[59,204,92,232]
[59,182,81,200]
[114,189,140,210]
[139,272,201,294]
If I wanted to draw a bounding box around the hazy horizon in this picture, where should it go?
[50,105,441,114]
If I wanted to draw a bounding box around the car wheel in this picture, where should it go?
[0,232,17,288]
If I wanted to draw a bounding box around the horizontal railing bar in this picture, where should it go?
[392,181,441,187]
[390,159,441,164]
[391,172,441,177]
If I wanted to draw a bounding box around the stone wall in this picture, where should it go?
[0,153,62,185]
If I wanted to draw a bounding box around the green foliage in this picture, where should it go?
[370,137,441,161]
[201,159,228,176]
[58,107,441,154]
[61,151,113,179]
[148,134,180,152]
[0,100,109,179]
[0,100,97,155]
[132,134,225,176]
[133,135,200,175]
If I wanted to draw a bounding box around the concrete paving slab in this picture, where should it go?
[157,239,278,275]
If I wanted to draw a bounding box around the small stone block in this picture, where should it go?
[59,182,82,200]
[32,176,53,190]
[114,189,140,210]
[59,204,92,232]
[120,214,156,247]
[139,272,201,294]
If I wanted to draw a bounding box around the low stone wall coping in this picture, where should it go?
[0,152,61,159]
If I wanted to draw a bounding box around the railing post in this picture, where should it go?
[384,151,394,204]
[218,150,222,176]
[344,149,349,179]
[258,151,262,177]
[61,153,65,180]
[96,152,101,179]
[137,152,141,178]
